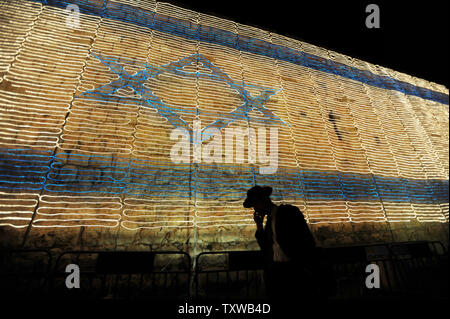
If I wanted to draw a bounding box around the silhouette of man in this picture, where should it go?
[243,185,318,301]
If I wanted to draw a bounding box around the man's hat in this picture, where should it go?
[243,185,273,208]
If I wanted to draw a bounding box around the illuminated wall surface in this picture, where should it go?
[0,0,448,252]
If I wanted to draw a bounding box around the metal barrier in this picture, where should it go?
[0,241,447,299]
[0,249,52,298]
[194,241,448,299]
[193,245,395,300]
[387,241,448,298]
[195,250,266,300]
[324,241,448,298]
[51,250,191,299]
[325,243,397,298]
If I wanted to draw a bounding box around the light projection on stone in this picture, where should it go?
[0,0,448,251]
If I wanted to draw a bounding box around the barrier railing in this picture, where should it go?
[325,241,448,298]
[387,241,448,298]
[51,250,191,299]
[194,241,448,299]
[0,241,447,299]
[0,249,52,298]
[195,250,266,300]
[327,243,398,298]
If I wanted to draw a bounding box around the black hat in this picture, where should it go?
[243,185,273,208]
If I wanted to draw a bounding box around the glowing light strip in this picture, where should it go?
[76,51,286,139]
[361,82,447,221]
[26,0,449,104]
[0,192,39,228]
[33,195,122,228]
[0,1,41,77]
[0,1,447,230]
[121,198,194,230]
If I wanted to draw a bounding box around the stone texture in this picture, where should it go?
[0,0,448,260]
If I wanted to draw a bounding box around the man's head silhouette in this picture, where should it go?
[243,185,273,215]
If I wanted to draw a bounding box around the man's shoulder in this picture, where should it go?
[277,204,306,220]
[278,204,301,213]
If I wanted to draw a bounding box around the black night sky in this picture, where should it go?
[164,0,449,88]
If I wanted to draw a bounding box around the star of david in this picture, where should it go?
[78,53,287,142]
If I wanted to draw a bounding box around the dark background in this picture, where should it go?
[163,0,449,87]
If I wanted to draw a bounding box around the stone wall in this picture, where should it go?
[0,0,448,261]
